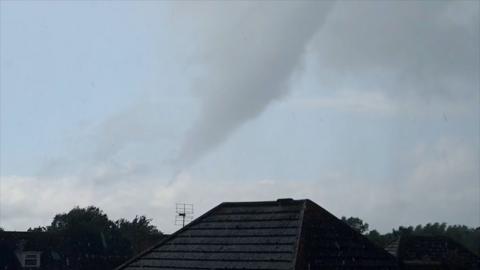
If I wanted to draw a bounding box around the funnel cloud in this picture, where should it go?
[176,2,334,168]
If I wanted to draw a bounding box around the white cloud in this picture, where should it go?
[0,175,93,229]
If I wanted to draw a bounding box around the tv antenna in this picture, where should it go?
[175,203,194,227]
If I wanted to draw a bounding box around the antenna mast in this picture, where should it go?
[175,203,193,227]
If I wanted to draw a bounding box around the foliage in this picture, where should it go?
[39,206,163,270]
[116,215,164,254]
[46,206,131,269]
[341,216,369,234]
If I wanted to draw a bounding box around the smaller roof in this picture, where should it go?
[386,235,479,269]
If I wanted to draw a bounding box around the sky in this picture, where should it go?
[0,1,478,234]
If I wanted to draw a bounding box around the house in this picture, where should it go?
[0,230,166,270]
[116,198,399,270]
[386,235,479,270]
[0,231,66,270]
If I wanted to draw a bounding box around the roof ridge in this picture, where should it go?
[292,200,307,270]
[221,199,308,206]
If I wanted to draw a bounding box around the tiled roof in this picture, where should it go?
[117,199,399,270]
[0,231,64,251]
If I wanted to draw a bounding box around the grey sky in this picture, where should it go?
[0,1,478,233]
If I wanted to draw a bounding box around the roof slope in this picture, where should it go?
[117,199,398,270]
[295,200,399,269]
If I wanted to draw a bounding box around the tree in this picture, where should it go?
[48,206,132,270]
[366,229,385,247]
[116,215,164,254]
[39,206,165,269]
[341,216,369,234]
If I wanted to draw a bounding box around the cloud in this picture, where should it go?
[0,173,338,232]
[311,1,479,101]
[3,136,477,233]
[0,175,93,229]
[282,89,475,117]
[34,98,192,184]
[173,1,479,168]
[1,1,478,234]
[174,2,334,168]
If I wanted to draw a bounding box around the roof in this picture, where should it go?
[0,231,64,251]
[117,198,399,270]
[386,235,479,269]
[0,231,66,270]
